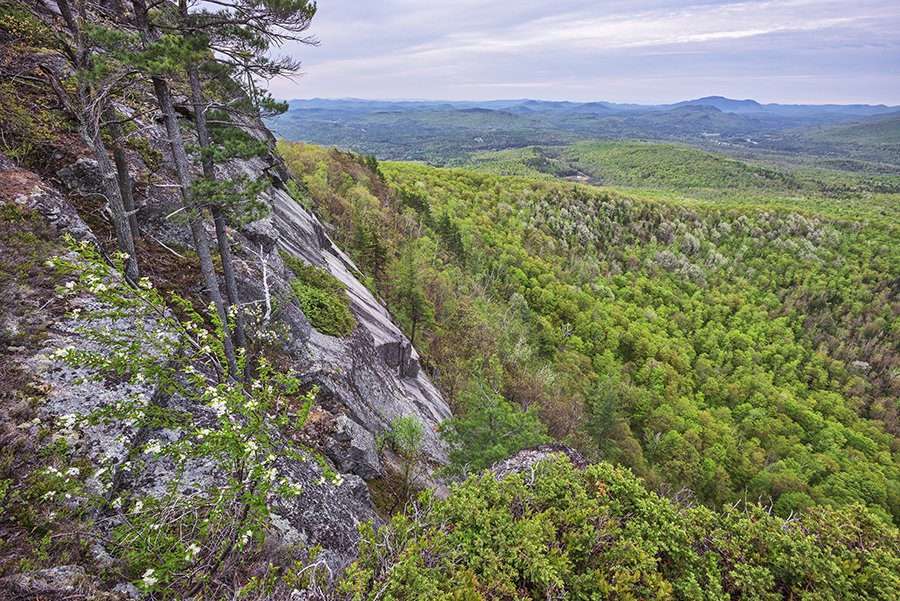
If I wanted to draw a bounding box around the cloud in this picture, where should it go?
[268,0,900,103]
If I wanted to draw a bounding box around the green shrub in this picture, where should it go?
[440,383,549,478]
[282,252,356,337]
[342,454,900,600]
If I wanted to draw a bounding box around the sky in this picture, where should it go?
[268,0,900,105]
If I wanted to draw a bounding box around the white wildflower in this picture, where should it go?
[141,569,158,588]
[65,467,80,477]
[209,398,227,417]
[185,542,201,561]
[131,499,143,514]
[143,439,162,455]
[111,497,122,509]
[240,529,253,546]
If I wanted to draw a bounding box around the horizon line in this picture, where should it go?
[278,95,900,108]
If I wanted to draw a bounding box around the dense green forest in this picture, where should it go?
[280,141,900,525]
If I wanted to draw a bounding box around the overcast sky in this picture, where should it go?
[268,0,900,105]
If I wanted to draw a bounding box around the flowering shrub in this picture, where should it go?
[44,238,317,598]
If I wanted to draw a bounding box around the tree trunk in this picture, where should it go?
[82,119,140,282]
[55,0,138,281]
[151,76,239,377]
[106,114,140,241]
[132,0,238,376]
[187,65,246,349]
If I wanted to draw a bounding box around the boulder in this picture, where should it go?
[490,444,587,480]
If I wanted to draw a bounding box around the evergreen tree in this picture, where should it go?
[129,0,239,376]
[440,381,549,477]
[393,240,434,348]
[46,0,140,280]
[174,0,317,351]
[436,211,465,262]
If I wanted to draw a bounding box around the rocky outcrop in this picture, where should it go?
[490,444,587,480]
[0,75,450,582]
[269,182,451,474]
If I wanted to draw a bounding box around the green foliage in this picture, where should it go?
[0,81,69,168]
[383,416,425,461]
[280,142,899,524]
[379,162,900,521]
[390,240,435,347]
[190,175,269,224]
[377,416,427,512]
[282,252,356,337]
[470,141,802,191]
[441,382,549,477]
[0,3,54,48]
[343,455,900,600]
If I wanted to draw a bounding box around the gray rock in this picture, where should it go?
[243,214,280,253]
[325,414,381,479]
[850,360,871,374]
[490,444,587,480]
[1,155,96,242]
[112,582,141,599]
[0,565,88,594]
[268,455,376,573]
[272,186,451,471]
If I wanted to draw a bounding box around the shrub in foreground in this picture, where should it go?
[342,455,899,600]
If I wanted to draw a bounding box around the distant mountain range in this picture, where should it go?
[269,97,900,168]
[286,96,898,119]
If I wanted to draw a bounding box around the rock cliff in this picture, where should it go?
[0,24,450,594]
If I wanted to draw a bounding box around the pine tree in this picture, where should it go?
[47,0,140,280]
[130,0,239,376]
[159,0,317,355]
[393,240,434,348]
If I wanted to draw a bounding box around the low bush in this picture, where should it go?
[283,252,356,337]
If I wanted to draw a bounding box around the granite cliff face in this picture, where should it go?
[0,49,449,596]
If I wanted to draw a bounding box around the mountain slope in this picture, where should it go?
[806,112,900,145]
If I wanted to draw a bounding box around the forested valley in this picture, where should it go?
[279,142,900,523]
